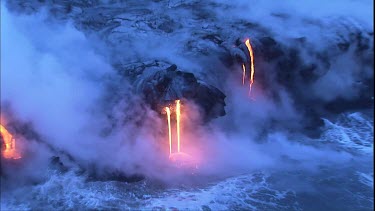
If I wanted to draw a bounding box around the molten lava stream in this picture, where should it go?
[245,39,255,96]
[165,107,172,156]
[164,100,197,168]
[0,124,21,159]
[176,100,181,153]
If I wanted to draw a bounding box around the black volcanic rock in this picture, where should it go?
[258,36,284,60]
[117,61,226,120]
[87,170,145,183]
[49,156,68,173]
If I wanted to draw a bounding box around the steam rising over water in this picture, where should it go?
[1,112,373,210]
[1,0,373,210]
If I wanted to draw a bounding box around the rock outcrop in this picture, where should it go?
[117,60,226,120]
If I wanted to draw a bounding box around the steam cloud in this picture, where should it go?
[1,4,166,183]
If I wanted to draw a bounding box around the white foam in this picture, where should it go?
[144,173,300,210]
[320,112,373,154]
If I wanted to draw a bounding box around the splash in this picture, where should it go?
[245,39,255,96]
[0,124,22,160]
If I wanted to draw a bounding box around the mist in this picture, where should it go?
[1,4,168,183]
[1,0,372,193]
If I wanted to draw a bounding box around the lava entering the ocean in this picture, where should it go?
[165,107,172,155]
[164,100,183,157]
[163,100,199,169]
[0,124,22,160]
[176,100,181,153]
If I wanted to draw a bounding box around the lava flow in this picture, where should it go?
[0,124,22,160]
[244,38,255,96]
[164,100,184,157]
[165,107,172,155]
[176,100,181,152]
[164,100,198,169]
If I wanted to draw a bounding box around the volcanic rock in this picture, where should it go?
[49,156,68,174]
[117,60,226,121]
[86,166,145,183]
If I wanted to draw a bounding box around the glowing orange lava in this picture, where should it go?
[164,100,185,159]
[163,101,198,168]
[165,107,172,155]
[0,124,21,159]
[245,38,255,96]
[176,100,181,153]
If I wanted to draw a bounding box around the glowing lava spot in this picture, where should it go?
[245,38,255,96]
[0,124,21,160]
